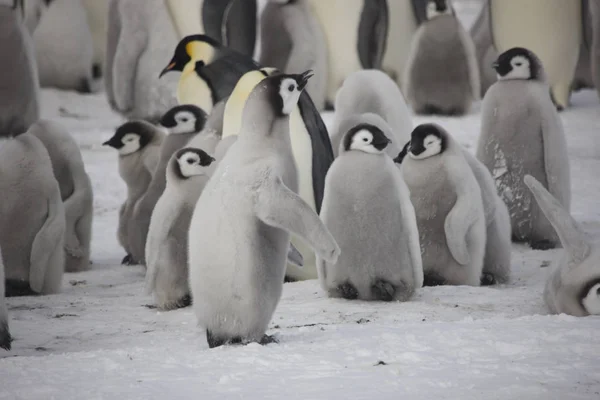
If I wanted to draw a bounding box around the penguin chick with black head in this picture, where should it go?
[399,123,486,286]
[476,47,570,251]
[403,0,480,116]
[159,34,259,114]
[103,121,165,266]
[524,175,600,317]
[318,116,423,302]
[145,147,216,311]
[188,70,340,348]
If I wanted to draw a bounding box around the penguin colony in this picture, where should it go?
[1,0,599,352]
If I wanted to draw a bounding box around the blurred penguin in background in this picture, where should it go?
[470,0,498,97]
[81,0,110,82]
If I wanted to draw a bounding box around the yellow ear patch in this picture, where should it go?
[185,41,216,64]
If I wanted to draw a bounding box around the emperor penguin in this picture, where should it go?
[306,0,389,106]
[129,105,207,267]
[1,246,12,351]
[28,120,94,273]
[488,0,582,110]
[81,0,110,80]
[476,47,571,250]
[220,67,335,281]
[318,117,423,302]
[524,175,600,317]
[330,69,413,158]
[0,133,66,296]
[188,71,340,348]
[0,0,40,137]
[102,121,165,266]
[31,0,99,93]
[470,0,498,97]
[164,0,257,58]
[105,0,179,123]
[159,34,260,114]
[259,0,328,111]
[399,123,486,287]
[403,0,480,116]
[145,147,217,311]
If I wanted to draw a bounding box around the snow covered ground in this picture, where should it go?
[2,1,600,399]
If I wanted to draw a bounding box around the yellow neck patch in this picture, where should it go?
[185,41,216,65]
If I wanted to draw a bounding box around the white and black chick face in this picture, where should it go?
[174,147,215,179]
[494,47,539,81]
[408,124,446,160]
[426,0,452,20]
[103,121,155,156]
[343,124,391,154]
[160,105,207,135]
[266,70,313,116]
[581,281,600,315]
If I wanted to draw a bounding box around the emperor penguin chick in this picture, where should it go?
[318,117,423,301]
[476,47,571,250]
[0,1,40,137]
[524,175,600,317]
[188,71,340,348]
[0,246,12,350]
[28,120,94,273]
[129,105,208,267]
[145,147,216,311]
[399,123,486,286]
[102,121,165,266]
[403,0,480,116]
[0,133,66,296]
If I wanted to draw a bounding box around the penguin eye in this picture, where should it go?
[514,62,522,67]
[362,137,369,142]
[596,286,600,296]
[186,158,195,165]
[288,84,295,92]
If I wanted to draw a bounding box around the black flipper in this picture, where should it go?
[411,0,430,25]
[5,279,38,297]
[338,282,359,300]
[371,279,396,302]
[202,0,257,57]
[357,0,389,69]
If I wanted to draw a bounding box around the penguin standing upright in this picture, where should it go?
[81,0,110,80]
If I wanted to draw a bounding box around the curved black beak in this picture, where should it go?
[296,70,314,91]
[492,61,499,70]
[159,61,176,78]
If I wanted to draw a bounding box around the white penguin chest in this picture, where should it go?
[177,63,213,114]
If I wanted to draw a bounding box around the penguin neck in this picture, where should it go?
[240,115,293,152]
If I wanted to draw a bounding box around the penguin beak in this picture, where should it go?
[296,70,314,91]
[492,61,499,70]
[159,62,176,78]
[372,136,391,151]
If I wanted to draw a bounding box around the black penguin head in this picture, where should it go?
[578,278,600,316]
[393,141,412,164]
[160,34,220,78]
[262,70,313,117]
[493,47,541,81]
[407,123,447,160]
[425,0,453,20]
[343,123,391,154]
[173,147,216,179]
[160,104,207,135]
[102,121,155,155]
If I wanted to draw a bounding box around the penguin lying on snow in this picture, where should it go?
[524,175,600,317]
[0,246,12,351]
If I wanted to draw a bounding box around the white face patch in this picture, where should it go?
[170,111,196,134]
[582,283,600,315]
[279,78,301,115]
[409,134,442,160]
[350,129,381,154]
[426,1,452,20]
[498,55,531,81]
[119,133,141,155]
[177,152,208,178]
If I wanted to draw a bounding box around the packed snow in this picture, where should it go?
[2,1,600,399]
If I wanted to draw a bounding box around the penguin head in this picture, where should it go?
[343,124,391,154]
[102,121,155,156]
[160,105,207,135]
[425,0,453,20]
[407,123,447,160]
[160,35,219,78]
[493,47,542,81]
[173,147,216,179]
[580,281,600,315]
[259,70,313,117]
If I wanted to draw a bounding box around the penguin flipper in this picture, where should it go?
[357,0,389,69]
[410,0,430,25]
[221,0,257,58]
[444,190,475,266]
[199,55,259,105]
[104,0,121,110]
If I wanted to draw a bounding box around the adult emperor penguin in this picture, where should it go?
[0,246,11,350]
[145,147,216,311]
[28,120,94,273]
[0,0,40,137]
[0,133,66,296]
[81,0,110,80]
[403,0,480,116]
[330,69,413,158]
[164,0,257,58]
[129,105,207,267]
[318,117,423,302]
[470,0,498,97]
[399,123,486,287]
[524,175,600,317]
[188,72,340,348]
[306,0,389,106]
[220,67,335,281]
[159,34,260,114]
[259,0,327,111]
[488,0,582,110]
[105,0,178,123]
[476,47,571,250]
[103,121,165,266]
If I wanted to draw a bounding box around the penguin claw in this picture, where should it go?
[530,240,555,251]
[338,282,359,300]
[371,279,396,302]
[480,272,496,286]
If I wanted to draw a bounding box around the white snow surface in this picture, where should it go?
[2,1,600,399]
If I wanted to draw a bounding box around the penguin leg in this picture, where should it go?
[550,83,570,111]
[480,272,496,286]
[324,101,335,111]
[284,275,297,283]
[338,282,359,300]
[423,273,446,287]
[5,280,38,297]
[121,254,135,265]
[259,334,278,345]
[174,294,192,309]
[530,239,556,251]
[206,330,228,349]
[371,279,396,302]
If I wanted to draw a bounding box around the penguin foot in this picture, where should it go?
[371,279,396,302]
[92,63,102,79]
[259,334,278,345]
[174,294,192,308]
[530,240,556,251]
[480,272,496,286]
[338,282,359,300]
[445,107,466,117]
[206,330,227,348]
[78,77,93,94]
[284,275,297,283]
[324,101,335,111]
[0,322,12,351]
[121,254,136,266]
[419,104,444,115]
[5,279,38,297]
[423,273,446,287]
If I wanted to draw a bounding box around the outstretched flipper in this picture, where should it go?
[357,0,388,70]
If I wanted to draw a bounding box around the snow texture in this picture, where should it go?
[1,1,600,399]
